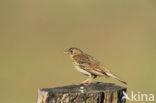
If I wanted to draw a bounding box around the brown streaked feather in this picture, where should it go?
[72,53,110,78]
[78,63,109,78]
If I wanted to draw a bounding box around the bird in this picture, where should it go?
[64,47,127,85]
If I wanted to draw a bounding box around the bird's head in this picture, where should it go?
[64,47,83,57]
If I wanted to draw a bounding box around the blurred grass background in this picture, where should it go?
[0,0,156,103]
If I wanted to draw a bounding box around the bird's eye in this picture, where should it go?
[70,50,73,54]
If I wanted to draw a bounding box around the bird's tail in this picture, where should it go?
[106,72,127,85]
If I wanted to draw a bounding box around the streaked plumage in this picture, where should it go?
[64,47,127,85]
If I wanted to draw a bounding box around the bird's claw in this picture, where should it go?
[74,82,90,86]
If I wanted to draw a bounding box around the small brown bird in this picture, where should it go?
[64,47,127,85]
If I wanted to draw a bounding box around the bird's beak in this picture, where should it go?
[64,50,70,54]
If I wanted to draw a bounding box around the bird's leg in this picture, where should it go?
[77,75,94,85]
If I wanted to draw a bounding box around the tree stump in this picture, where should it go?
[37,82,127,103]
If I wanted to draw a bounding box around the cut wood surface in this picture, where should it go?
[37,82,127,103]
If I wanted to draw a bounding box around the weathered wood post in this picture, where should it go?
[37,82,127,103]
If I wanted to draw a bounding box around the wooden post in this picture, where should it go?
[37,82,127,103]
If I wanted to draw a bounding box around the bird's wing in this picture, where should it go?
[78,62,105,76]
[77,55,110,77]
[87,55,127,84]
[87,54,111,73]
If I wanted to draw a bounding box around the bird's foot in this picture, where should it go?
[75,81,91,86]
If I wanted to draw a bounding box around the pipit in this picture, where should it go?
[64,47,127,85]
